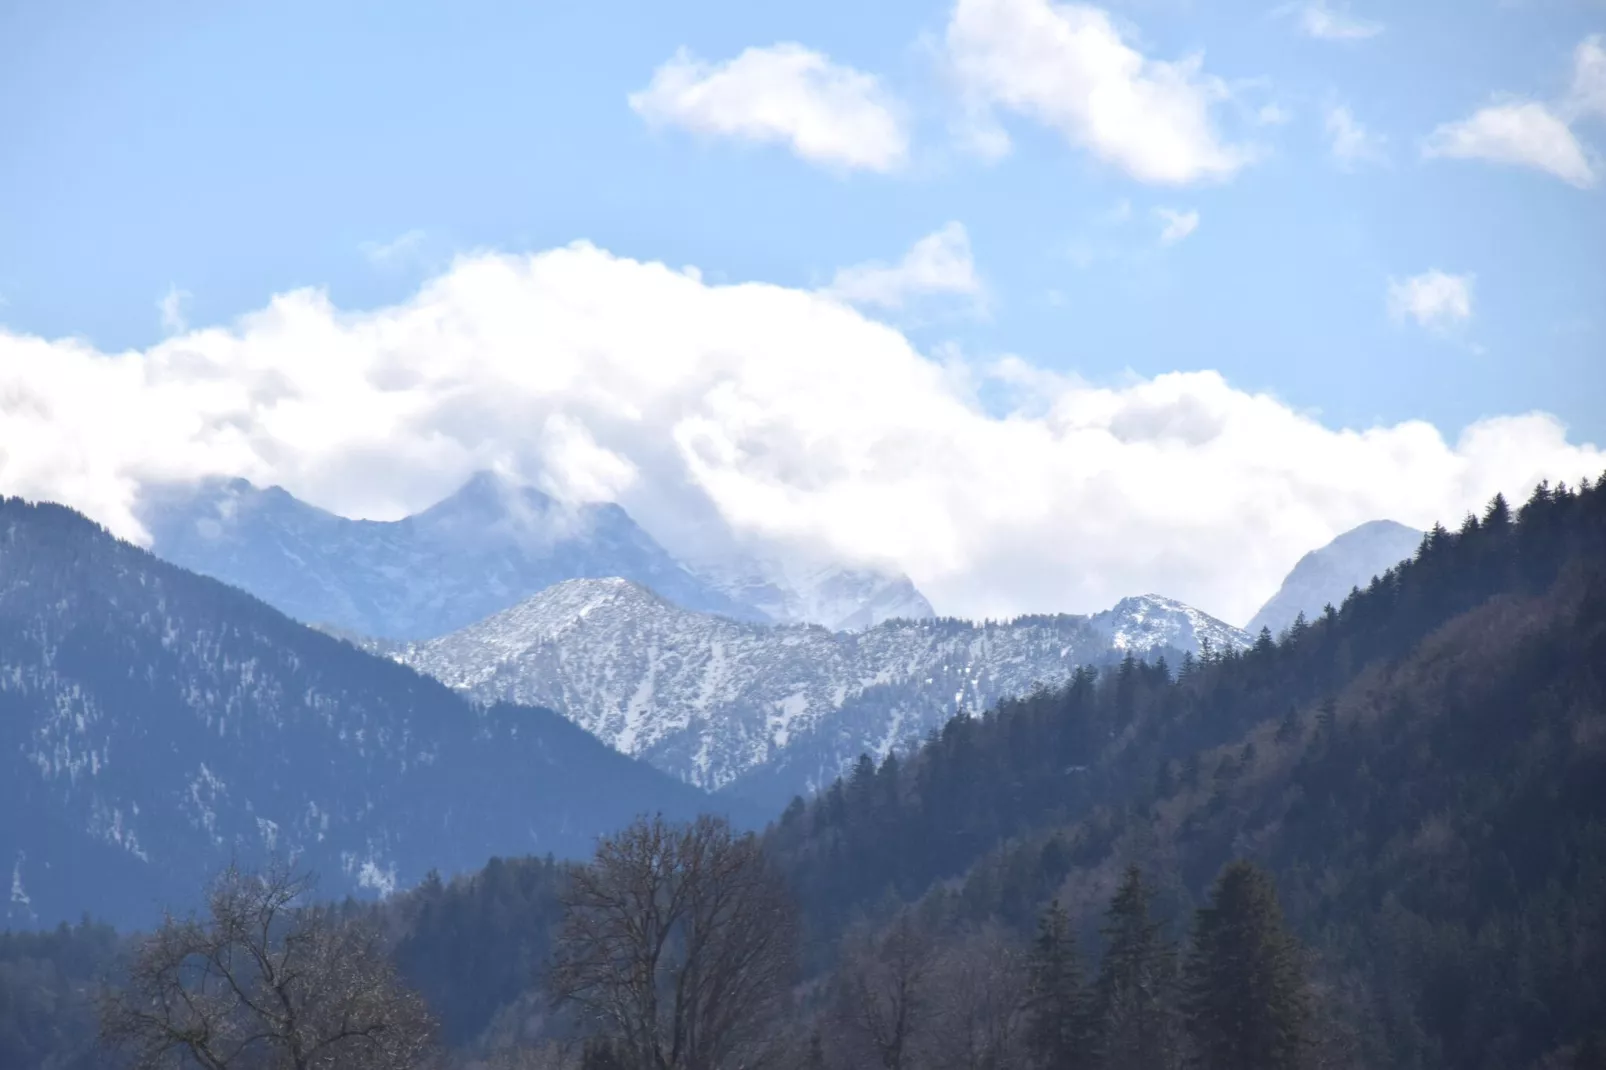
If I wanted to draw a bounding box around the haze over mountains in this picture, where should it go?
[141,471,936,638]
[1246,518,1424,637]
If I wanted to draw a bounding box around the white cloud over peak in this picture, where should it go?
[945,0,1253,185]
[1424,36,1605,189]
[1388,270,1474,332]
[1153,207,1200,245]
[629,44,908,173]
[825,222,985,310]
[1326,104,1387,168]
[1292,1,1383,42]
[2,245,1600,627]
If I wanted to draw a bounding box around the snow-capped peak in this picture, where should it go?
[1088,594,1251,654]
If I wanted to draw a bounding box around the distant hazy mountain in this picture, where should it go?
[138,471,760,639]
[0,498,725,929]
[385,579,1249,805]
[1247,520,1423,637]
[693,557,936,632]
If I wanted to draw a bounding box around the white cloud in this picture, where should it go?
[1424,102,1596,187]
[1565,34,1606,120]
[1425,36,1605,188]
[629,43,908,172]
[1292,1,1383,41]
[361,230,428,268]
[825,223,985,310]
[1,244,1599,627]
[945,0,1253,185]
[1326,104,1387,168]
[1153,207,1200,245]
[1388,270,1474,332]
[157,286,190,335]
[1256,103,1293,126]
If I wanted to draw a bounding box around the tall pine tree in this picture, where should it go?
[1025,899,1095,1070]
[1182,860,1307,1070]
[1095,866,1181,1070]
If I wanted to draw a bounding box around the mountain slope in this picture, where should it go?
[386,580,1247,802]
[138,471,761,639]
[1246,519,1422,637]
[768,479,1606,1068]
[0,498,723,929]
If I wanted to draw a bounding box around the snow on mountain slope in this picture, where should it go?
[1090,594,1251,655]
[390,579,1247,799]
[1246,520,1423,637]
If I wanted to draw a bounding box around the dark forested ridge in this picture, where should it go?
[0,498,733,929]
[765,477,1606,1068]
[5,477,1605,1069]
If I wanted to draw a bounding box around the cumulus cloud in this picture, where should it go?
[158,286,191,335]
[1425,36,1605,188]
[1326,105,1387,168]
[628,43,908,172]
[1388,270,1474,332]
[945,0,1253,184]
[1153,207,1200,245]
[1290,1,1383,42]
[1,244,1600,627]
[825,223,985,310]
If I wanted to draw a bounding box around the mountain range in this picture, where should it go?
[380,578,1251,805]
[139,471,936,638]
[0,498,728,928]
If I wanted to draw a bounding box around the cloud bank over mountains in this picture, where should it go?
[2,243,1600,626]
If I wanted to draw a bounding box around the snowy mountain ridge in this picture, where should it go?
[386,578,1250,802]
[1090,594,1253,654]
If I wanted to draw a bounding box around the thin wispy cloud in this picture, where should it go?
[361,230,429,269]
[1154,207,1201,245]
[157,286,191,335]
[826,222,987,311]
[630,43,908,173]
[1326,104,1388,168]
[1287,0,1383,41]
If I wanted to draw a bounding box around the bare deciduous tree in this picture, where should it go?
[549,815,798,1070]
[99,862,435,1070]
[827,912,939,1070]
[923,925,1028,1070]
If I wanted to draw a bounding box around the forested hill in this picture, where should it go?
[766,477,1606,1068]
[0,498,727,929]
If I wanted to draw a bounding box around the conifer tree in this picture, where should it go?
[1094,866,1180,1070]
[1182,860,1307,1070]
[1025,899,1094,1070]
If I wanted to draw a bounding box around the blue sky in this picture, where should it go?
[5,0,1603,437]
[2,0,1604,621]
